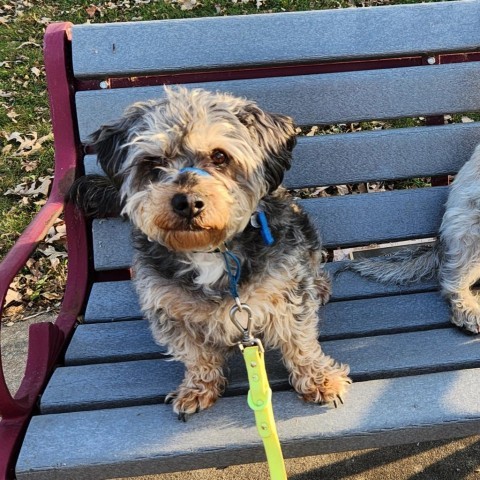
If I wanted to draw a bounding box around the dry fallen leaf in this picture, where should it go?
[2,144,13,154]
[22,158,38,172]
[45,223,67,245]
[5,131,53,156]
[39,245,68,268]
[7,109,19,123]
[4,176,52,198]
[5,288,22,306]
[336,185,349,196]
[166,0,200,10]
[86,5,101,17]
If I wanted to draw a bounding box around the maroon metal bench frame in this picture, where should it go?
[0,23,88,480]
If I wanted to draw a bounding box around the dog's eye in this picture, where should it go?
[143,156,165,166]
[210,149,229,166]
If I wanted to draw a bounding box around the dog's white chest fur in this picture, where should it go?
[184,252,226,288]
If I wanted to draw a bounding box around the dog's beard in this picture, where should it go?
[123,179,254,252]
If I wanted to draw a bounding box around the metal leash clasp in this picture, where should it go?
[229,303,264,352]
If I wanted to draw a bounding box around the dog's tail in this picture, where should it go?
[345,243,441,285]
[67,175,122,218]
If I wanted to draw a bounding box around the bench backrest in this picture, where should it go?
[72,1,480,271]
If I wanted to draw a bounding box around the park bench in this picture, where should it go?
[1,1,480,478]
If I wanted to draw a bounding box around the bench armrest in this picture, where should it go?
[0,22,87,420]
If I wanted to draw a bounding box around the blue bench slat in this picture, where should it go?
[84,122,480,188]
[65,320,164,366]
[18,367,480,479]
[71,1,480,79]
[91,187,448,270]
[84,270,441,325]
[84,280,140,323]
[322,291,450,338]
[92,218,131,271]
[287,122,480,188]
[326,261,439,300]
[72,290,449,365]
[76,62,480,141]
[308,186,448,248]
[43,325,476,414]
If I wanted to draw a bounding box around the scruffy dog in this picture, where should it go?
[70,87,351,418]
[347,144,480,335]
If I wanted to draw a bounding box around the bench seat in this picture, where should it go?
[18,368,480,480]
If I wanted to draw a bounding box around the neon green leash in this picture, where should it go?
[230,303,288,480]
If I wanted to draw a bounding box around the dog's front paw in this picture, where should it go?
[447,292,480,334]
[296,363,351,407]
[451,309,480,334]
[166,381,223,421]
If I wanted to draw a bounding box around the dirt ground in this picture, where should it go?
[2,314,480,480]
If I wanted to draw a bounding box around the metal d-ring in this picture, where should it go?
[229,303,255,346]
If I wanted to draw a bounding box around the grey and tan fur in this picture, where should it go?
[347,144,480,334]
[70,86,351,419]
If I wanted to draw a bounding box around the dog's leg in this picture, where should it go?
[280,329,351,405]
[165,344,228,419]
[267,276,351,404]
[440,252,480,334]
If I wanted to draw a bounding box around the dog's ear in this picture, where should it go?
[89,102,151,185]
[237,103,297,193]
[68,175,123,218]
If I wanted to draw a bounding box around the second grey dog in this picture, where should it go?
[347,144,480,335]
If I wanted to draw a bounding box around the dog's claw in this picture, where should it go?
[333,400,338,408]
[337,394,344,405]
[178,412,188,422]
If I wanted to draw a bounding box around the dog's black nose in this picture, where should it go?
[171,193,205,218]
